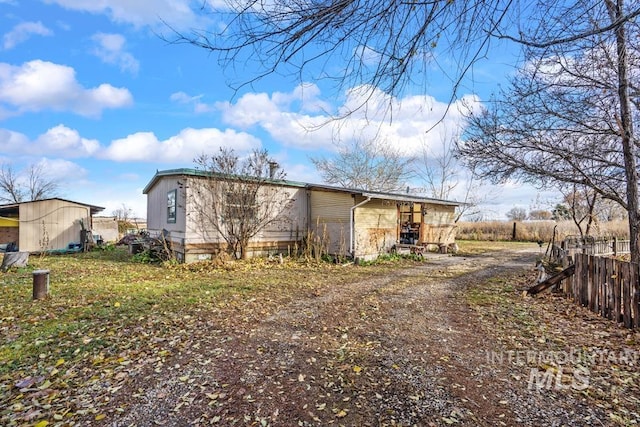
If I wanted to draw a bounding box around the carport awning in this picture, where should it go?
[359,191,460,206]
[306,183,460,206]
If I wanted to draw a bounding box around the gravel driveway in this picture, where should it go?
[106,246,639,426]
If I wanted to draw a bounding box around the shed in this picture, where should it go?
[0,198,104,253]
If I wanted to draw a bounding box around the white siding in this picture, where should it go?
[183,178,307,249]
[145,175,308,260]
[146,176,186,246]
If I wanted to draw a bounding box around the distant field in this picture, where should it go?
[456,219,629,242]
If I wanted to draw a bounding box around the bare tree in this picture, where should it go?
[560,185,599,238]
[310,138,414,192]
[596,198,628,222]
[169,1,516,116]
[112,203,135,235]
[27,163,59,201]
[506,207,527,221]
[0,163,59,203]
[415,133,491,221]
[529,210,553,220]
[170,2,637,117]
[190,148,293,259]
[418,135,459,200]
[458,0,640,261]
[0,164,24,203]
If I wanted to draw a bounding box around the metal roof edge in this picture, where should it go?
[0,197,105,213]
[142,168,309,194]
[144,169,459,206]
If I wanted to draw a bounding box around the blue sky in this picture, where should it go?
[0,0,555,219]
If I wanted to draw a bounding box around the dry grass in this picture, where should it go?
[456,219,629,242]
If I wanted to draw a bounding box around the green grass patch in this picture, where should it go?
[455,240,539,256]
[0,248,381,378]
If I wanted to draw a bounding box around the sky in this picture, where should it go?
[0,0,558,220]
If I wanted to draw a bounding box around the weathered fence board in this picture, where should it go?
[560,254,639,329]
[634,268,640,328]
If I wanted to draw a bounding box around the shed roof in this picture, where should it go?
[0,198,105,216]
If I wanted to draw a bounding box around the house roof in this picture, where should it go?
[0,198,105,215]
[142,168,308,194]
[143,168,460,207]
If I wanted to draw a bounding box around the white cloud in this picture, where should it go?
[0,125,100,157]
[36,125,100,157]
[219,83,332,128]
[35,157,89,182]
[170,91,213,113]
[0,128,30,153]
[91,33,140,75]
[100,195,146,220]
[3,21,53,50]
[353,45,382,67]
[217,83,478,155]
[43,0,215,30]
[101,127,262,162]
[0,60,133,117]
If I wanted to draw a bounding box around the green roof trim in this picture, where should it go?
[142,168,307,195]
[143,168,460,206]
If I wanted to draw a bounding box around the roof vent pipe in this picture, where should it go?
[268,162,279,179]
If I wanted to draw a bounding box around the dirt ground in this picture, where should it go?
[93,246,639,426]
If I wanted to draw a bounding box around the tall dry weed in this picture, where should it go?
[456,220,630,242]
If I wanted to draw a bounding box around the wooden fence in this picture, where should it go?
[561,237,630,258]
[561,253,640,328]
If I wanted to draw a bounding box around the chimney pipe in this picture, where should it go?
[268,161,279,179]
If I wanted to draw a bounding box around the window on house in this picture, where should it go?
[167,189,177,223]
[226,191,256,220]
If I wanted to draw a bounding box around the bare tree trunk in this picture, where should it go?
[240,239,249,260]
[607,0,639,263]
[1,252,29,272]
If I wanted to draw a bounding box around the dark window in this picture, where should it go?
[167,189,177,223]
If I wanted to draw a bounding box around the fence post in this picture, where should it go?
[32,269,50,300]
[613,237,618,257]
